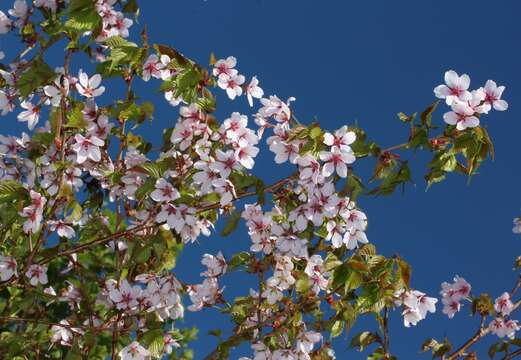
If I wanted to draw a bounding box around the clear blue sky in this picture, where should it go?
[137,1,519,358]
[3,0,521,358]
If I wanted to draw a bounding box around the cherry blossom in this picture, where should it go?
[75,70,105,98]
[440,275,471,318]
[483,80,508,111]
[489,318,520,339]
[258,95,295,123]
[212,177,237,206]
[513,217,521,234]
[394,289,437,327]
[442,101,480,131]
[44,77,69,107]
[320,145,356,178]
[246,76,264,106]
[49,220,76,239]
[213,56,237,77]
[72,134,105,163]
[0,11,11,33]
[17,101,41,130]
[109,279,141,311]
[218,73,246,100]
[187,277,223,311]
[34,0,57,13]
[142,54,171,81]
[0,253,17,281]
[9,0,28,23]
[25,264,48,286]
[434,70,472,105]
[150,178,180,203]
[118,341,151,360]
[50,320,83,346]
[494,292,514,316]
[209,149,241,178]
[20,190,46,234]
[201,252,227,277]
[323,125,356,150]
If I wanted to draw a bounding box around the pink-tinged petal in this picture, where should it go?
[79,72,89,88]
[344,131,356,145]
[89,148,101,162]
[495,85,506,98]
[484,80,496,93]
[342,152,356,164]
[226,56,237,68]
[494,99,508,111]
[456,121,466,131]
[235,74,245,85]
[319,151,331,161]
[92,86,105,97]
[76,151,87,164]
[458,90,472,102]
[241,156,254,169]
[443,111,458,125]
[336,162,348,178]
[323,132,335,146]
[322,162,334,177]
[434,85,451,98]
[459,74,470,90]
[226,87,236,100]
[90,136,105,146]
[465,116,480,128]
[444,70,459,88]
[75,83,84,94]
[89,74,102,89]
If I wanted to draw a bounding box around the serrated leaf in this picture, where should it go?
[220,211,241,236]
[16,58,56,98]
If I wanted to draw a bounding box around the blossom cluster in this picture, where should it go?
[0,0,515,357]
[439,275,471,319]
[434,70,508,130]
[239,330,327,360]
[393,289,437,327]
[187,252,226,311]
[489,292,520,339]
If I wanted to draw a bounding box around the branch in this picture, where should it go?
[446,299,521,359]
[504,348,521,360]
[196,172,297,213]
[38,173,297,265]
[383,307,391,359]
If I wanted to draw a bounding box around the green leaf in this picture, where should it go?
[220,210,241,236]
[397,111,417,123]
[16,58,56,98]
[228,252,251,270]
[0,181,27,203]
[420,100,440,127]
[65,106,88,129]
[64,0,103,38]
[350,331,379,351]
[309,125,322,139]
[397,258,411,288]
[330,320,344,338]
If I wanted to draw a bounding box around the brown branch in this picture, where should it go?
[197,172,296,213]
[504,348,521,360]
[446,299,521,359]
[38,173,297,265]
[445,316,488,360]
[383,306,391,359]
[0,316,87,330]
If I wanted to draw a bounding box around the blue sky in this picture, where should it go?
[2,0,520,358]
[137,0,520,358]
